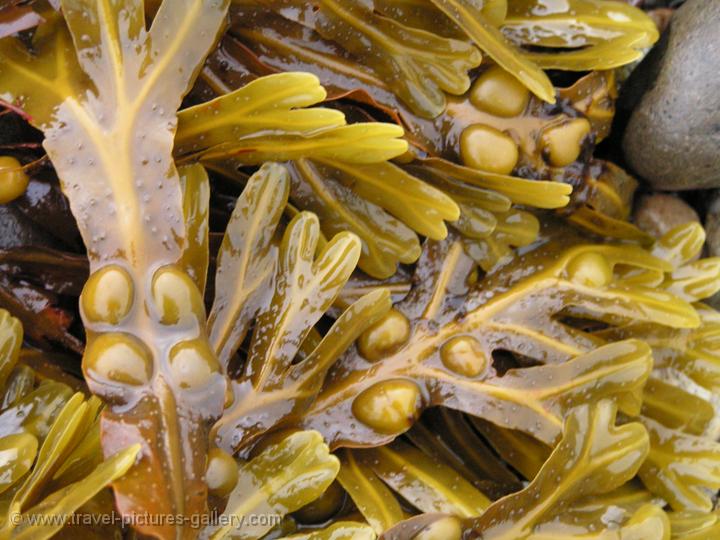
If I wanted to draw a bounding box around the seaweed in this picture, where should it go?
[0,309,140,540]
[300,229,700,448]
[2,1,718,539]
[209,164,392,453]
[466,401,665,539]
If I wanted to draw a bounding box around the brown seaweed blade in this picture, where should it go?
[428,0,555,103]
[465,401,666,539]
[313,0,481,119]
[210,166,393,453]
[503,0,658,71]
[202,431,340,539]
[301,233,696,448]
[0,309,140,540]
[174,70,450,279]
[0,2,230,537]
[592,224,720,512]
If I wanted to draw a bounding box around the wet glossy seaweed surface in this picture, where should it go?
[0,1,717,540]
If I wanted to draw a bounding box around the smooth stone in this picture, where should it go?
[704,190,720,258]
[634,193,699,238]
[622,0,720,190]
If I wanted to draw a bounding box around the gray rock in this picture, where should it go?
[622,0,720,190]
[634,192,699,238]
[705,190,720,257]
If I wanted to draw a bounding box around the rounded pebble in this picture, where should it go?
[634,193,699,239]
[622,0,720,190]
